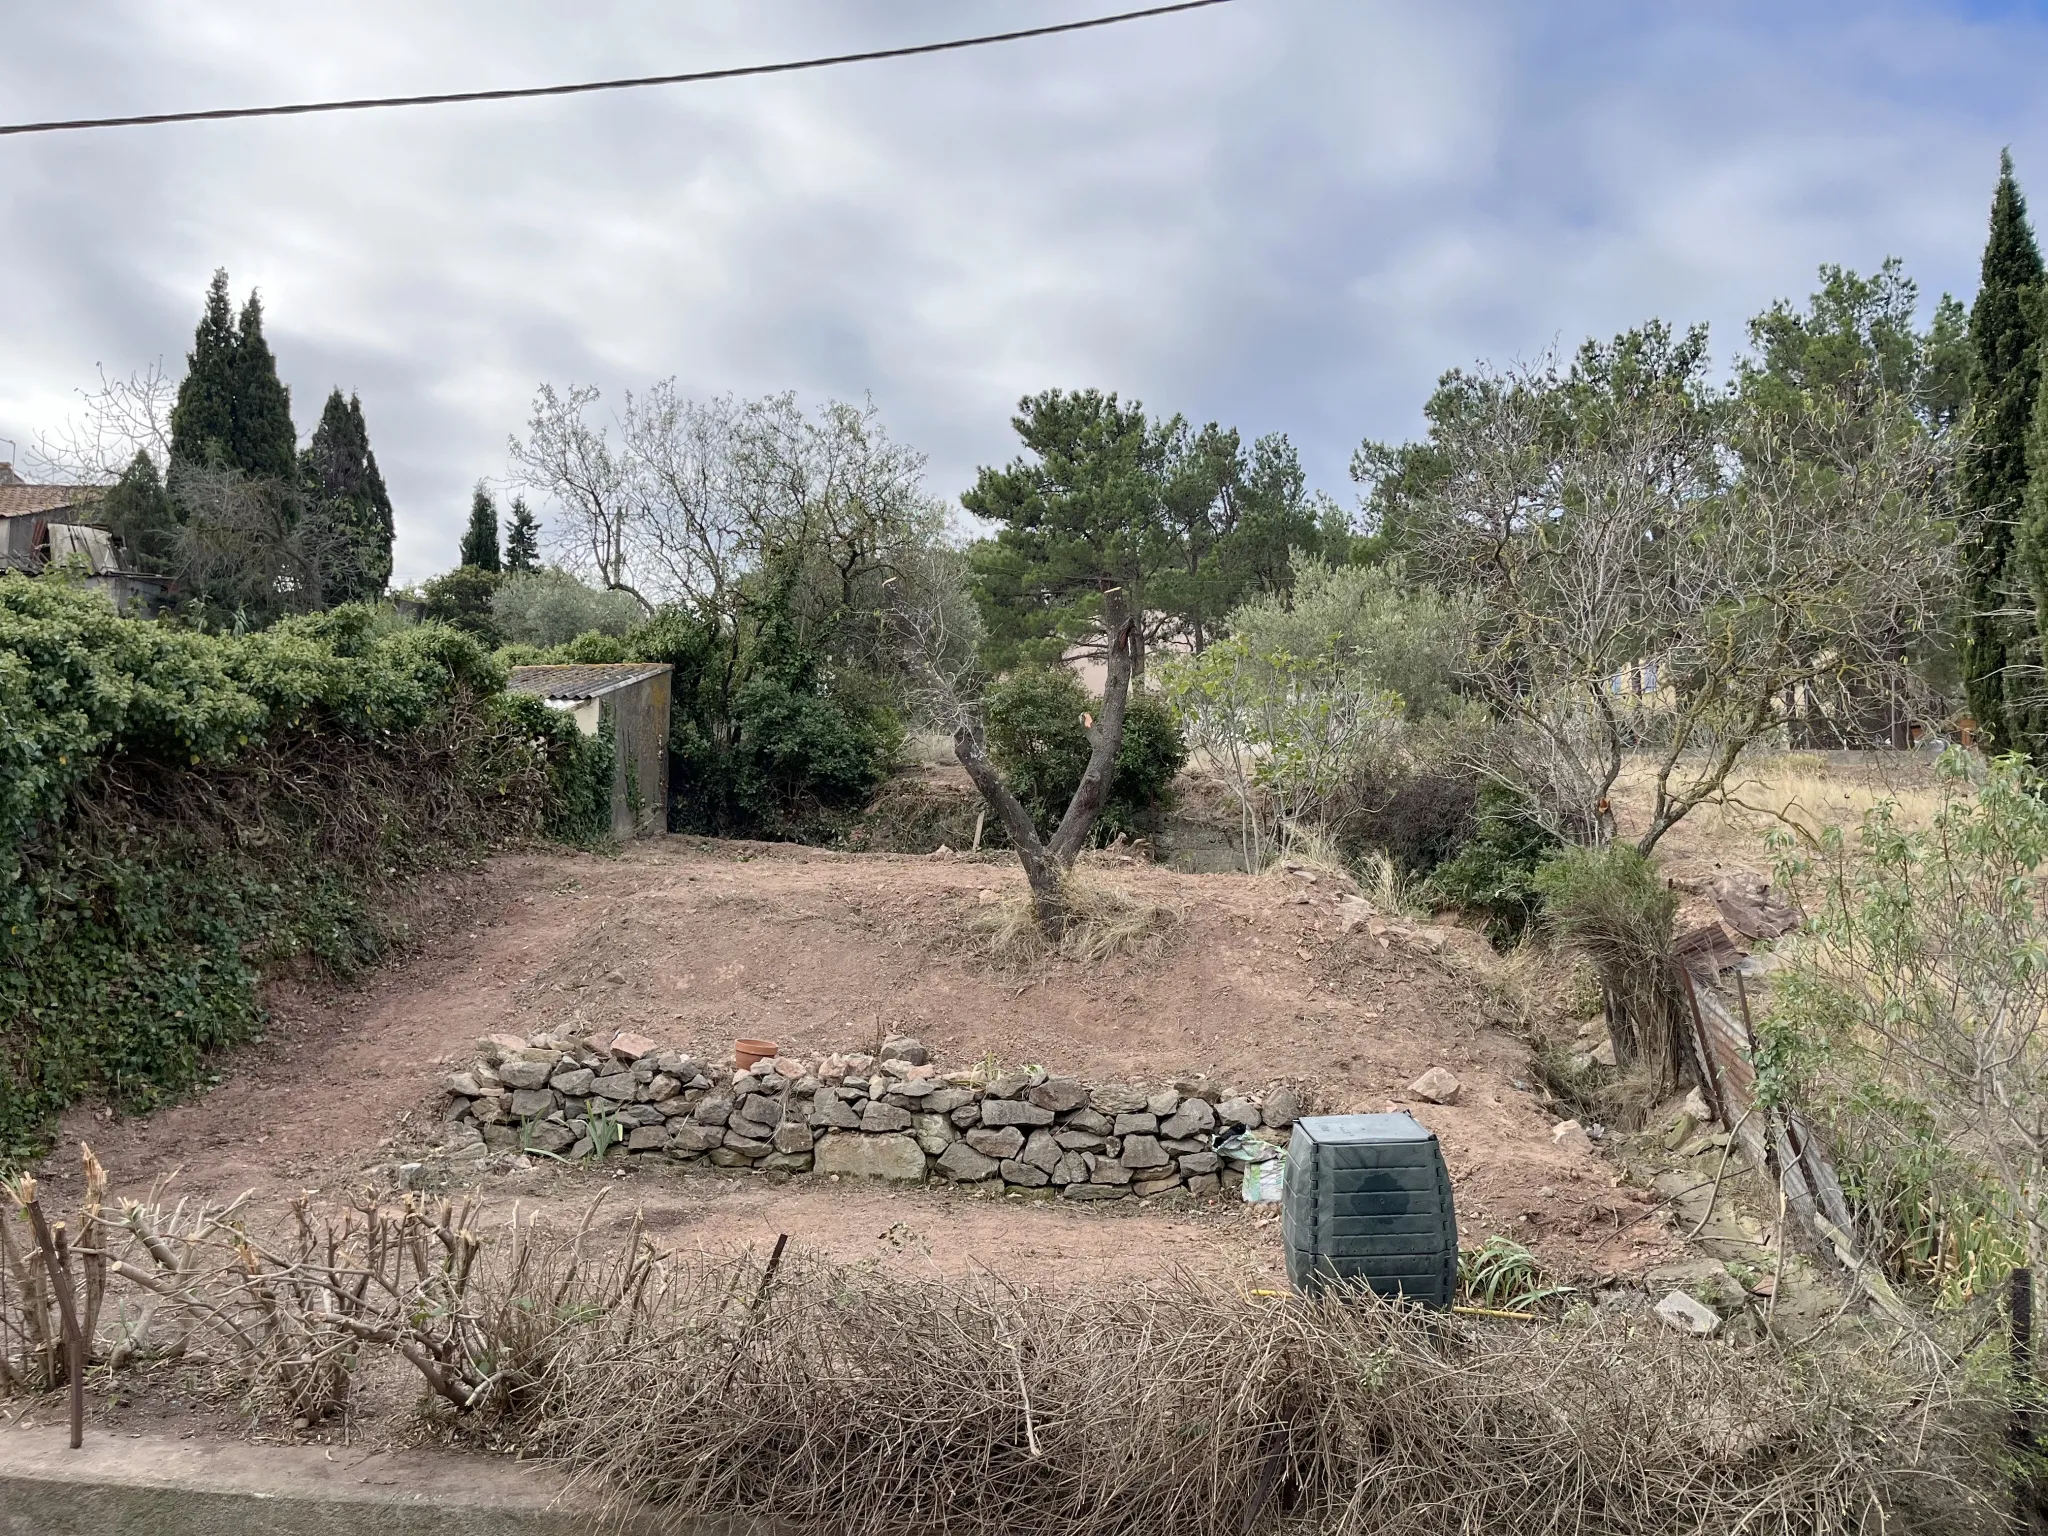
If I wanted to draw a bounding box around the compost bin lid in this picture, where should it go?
[1291,1112,1436,1146]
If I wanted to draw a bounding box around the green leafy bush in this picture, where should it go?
[632,606,900,841]
[0,577,602,1158]
[1424,784,1560,945]
[1760,750,2048,1305]
[985,666,1187,844]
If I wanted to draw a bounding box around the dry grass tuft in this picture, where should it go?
[4,1177,2008,1535]
[972,871,1181,965]
[535,1248,2001,1536]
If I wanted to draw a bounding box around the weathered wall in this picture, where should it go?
[441,1030,1306,1202]
[603,672,670,840]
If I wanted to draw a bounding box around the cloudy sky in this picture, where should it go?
[4,1,2045,584]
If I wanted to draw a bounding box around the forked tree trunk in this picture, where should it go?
[955,597,1138,938]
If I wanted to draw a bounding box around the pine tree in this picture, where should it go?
[1963,152,2046,753]
[169,270,238,468]
[459,483,502,571]
[229,291,297,480]
[503,496,540,573]
[303,388,395,603]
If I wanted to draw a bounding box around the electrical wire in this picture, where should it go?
[0,1,1236,139]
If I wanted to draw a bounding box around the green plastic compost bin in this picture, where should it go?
[1282,1113,1457,1307]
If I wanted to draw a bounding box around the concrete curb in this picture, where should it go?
[0,1425,650,1534]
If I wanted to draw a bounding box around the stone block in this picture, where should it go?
[1112,1112,1158,1137]
[1000,1159,1050,1188]
[667,1124,722,1154]
[773,1120,816,1154]
[1217,1097,1262,1129]
[1020,1128,1065,1173]
[496,1059,555,1091]
[1026,1077,1090,1113]
[966,1125,1025,1159]
[549,1068,595,1098]
[937,1142,1000,1181]
[1159,1098,1216,1138]
[1178,1150,1222,1175]
[1120,1134,1170,1170]
[509,1088,556,1119]
[814,1132,927,1181]
[1262,1086,1305,1128]
[980,1099,1054,1128]
[862,1101,915,1133]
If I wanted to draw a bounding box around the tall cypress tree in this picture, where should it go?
[168,270,299,479]
[459,483,502,571]
[1962,151,2046,752]
[303,388,395,602]
[503,495,540,573]
[229,291,298,480]
[169,270,239,468]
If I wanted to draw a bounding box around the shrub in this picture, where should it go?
[1340,762,1479,875]
[985,666,1187,845]
[1425,784,1560,944]
[420,565,502,644]
[1760,750,2048,1304]
[633,606,901,841]
[1533,841,1689,1100]
[0,577,600,1158]
[492,569,645,649]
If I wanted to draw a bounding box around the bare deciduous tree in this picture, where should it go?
[26,362,178,483]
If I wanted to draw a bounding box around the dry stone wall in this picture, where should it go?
[441,1029,1306,1202]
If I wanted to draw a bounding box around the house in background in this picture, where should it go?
[0,462,172,616]
[506,662,673,839]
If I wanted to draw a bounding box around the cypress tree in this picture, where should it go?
[1962,151,2046,752]
[503,496,540,573]
[303,388,395,602]
[97,451,179,571]
[459,484,502,571]
[169,270,238,468]
[229,291,298,479]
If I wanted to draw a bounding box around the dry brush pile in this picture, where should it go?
[1,1155,2012,1535]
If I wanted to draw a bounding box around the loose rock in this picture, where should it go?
[1408,1067,1461,1105]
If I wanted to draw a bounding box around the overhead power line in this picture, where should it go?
[0,1,1236,138]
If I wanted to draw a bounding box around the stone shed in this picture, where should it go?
[507,663,672,839]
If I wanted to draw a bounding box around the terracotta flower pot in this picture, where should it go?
[735,1038,779,1072]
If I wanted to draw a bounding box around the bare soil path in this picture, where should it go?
[40,837,1674,1282]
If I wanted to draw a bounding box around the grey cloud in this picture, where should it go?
[4,1,2047,584]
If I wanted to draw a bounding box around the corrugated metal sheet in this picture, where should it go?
[506,663,671,701]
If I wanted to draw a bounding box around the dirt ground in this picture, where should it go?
[37,836,1677,1284]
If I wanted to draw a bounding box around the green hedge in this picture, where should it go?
[0,577,609,1158]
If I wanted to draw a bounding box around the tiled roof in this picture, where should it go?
[0,483,107,518]
[506,663,671,700]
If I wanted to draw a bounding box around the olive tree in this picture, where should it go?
[1363,321,1954,855]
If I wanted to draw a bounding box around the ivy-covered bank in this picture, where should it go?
[0,578,611,1159]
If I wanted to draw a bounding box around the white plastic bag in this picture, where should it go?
[1240,1152,1287,1203]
